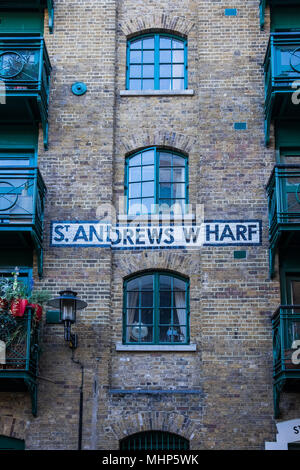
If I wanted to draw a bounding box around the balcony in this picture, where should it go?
[272,306,300,417]
[0,307,40,416]
[0,1,54,33]
[0,37,51,149]
[267,165,300,276]
[260,0,300,29]
[0,166,46,277]
[264,32,300,145]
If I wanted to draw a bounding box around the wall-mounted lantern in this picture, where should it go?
[48,289,87,349]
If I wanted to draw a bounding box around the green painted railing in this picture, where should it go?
[0,307,40,415]
[266,165,300,277]
[272,306,300,378]
[0,1,54,33]
[272,305,300,417]
[264,32,300,145]
[267,165,300,243]
[260,0,300,29]
[0,166,46,243]
[0,166,46,277]
[0,37,51,148]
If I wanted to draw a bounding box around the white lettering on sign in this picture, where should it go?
[0,340,6,364]
[50,220,261,249]
[291,340,300,365]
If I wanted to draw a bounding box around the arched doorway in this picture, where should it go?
[120,431,189,451]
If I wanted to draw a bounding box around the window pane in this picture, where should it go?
[160,79,171,90]
[160,50,171,63]
[173,64,184,77]
[160,290,171,307]
[130,50,142,63]
[160,64,171,78]
[141,308,154,323]
[127,278,139,291]
[160,37,172,49]
[128,183,141,198]
[142,79,154,90]
[142,149,154,165]
[130,65,142,78]
[160,308,172,324]
[141,291,153,307]
[173,79,184,90]
[173,155,185,167]
[142,165,154,180]
[143,50,154,63]
[160,168,171,182]
[143,37,154,49]
[143,65,154,78]
[174,278,186,291]
[173,50,184,63]
[143,181,154,197]
[159,153,172,166]
[160,275,172,290]
[129,153,141,166]
[160,183,172,198]
[173,167,185,182]
[129,166,141,182]
[129,79,141,90]
[173,183,185,198]
[140,275,154,290]
[142,197,154,213]
[128,199,141,215]
[173,39,184,49]
[131,40,142,49]
[126,308,139,323]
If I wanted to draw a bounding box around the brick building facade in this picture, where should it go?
[0,0,299,451]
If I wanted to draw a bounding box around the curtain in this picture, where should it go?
[126,291,139,342]
[174,290,186,341]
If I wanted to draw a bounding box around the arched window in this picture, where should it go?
[125,147,188,216]
[126,33,187,91]
[120,431,189,450]
[123,271,189,345]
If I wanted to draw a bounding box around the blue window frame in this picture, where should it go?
[125,147,189,216]
[126,33,187,90]
[123,271,190,345]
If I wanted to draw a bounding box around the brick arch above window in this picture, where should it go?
[120,130,197,156]
[107,411,197,448]
[119,14,195,38]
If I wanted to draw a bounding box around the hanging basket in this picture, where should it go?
[10,299,28,318]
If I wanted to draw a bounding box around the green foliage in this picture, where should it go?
[28,289,51,305]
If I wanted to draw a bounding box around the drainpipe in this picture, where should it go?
[71,349,84,450]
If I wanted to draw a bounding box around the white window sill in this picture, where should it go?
[119,90,194,97]
[116,343,197,352]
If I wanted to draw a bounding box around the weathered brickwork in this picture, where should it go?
[0,0,299,451]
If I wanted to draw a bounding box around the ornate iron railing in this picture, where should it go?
[272,305,300,378]
[267,165,300,241]
[0,37,51,148]
[0,308,40,374]
[264,32,300,144]
[0,166,46,246]
[0,306,40,415]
